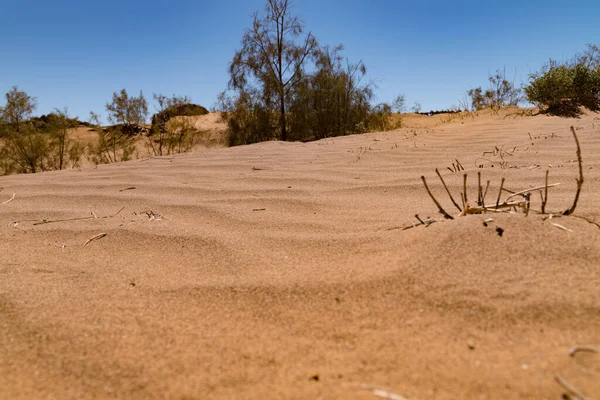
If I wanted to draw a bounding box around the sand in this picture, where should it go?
[1,108,599,399]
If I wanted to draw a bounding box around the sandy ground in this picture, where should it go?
[1,108,599,399]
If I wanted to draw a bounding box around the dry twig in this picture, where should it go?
[2,193,15,204]
[421,176,453,220]
[564,126,584,215]
[504,183,560,203]
[495,178,505,210]
[542,169,549,214]
[569,346,599,356]
[435,168,461,212]
[555,375,588,400]
[359,385,406,400]
[83,233,107,247]
[33,206,125,226]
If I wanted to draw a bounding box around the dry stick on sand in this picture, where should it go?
[495,178,505,210]
[421,176,454,219]
[477,172,483,206]
[2,193,15,204]
[564,126,584,215]
[463,174,468,207]
[542,169,550,214]
[569,346,599,356]
[33,206,125,226]
[504,183,561,203]
[358,385,406,400]
[83,233,107,247]
[555,375,589,400]
[435,168,462,211]
[482,180,490,205]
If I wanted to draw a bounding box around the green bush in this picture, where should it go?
[525,44,600,116]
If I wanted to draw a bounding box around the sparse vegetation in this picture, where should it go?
[0,88,84,174]
[467,68,522,112]
[525,44,600,116]
[147,94,208,156]
[86,89,148,164]
[0,14,597,176]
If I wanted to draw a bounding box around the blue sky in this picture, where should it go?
[1,0,599,121]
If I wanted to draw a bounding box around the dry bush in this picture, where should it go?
[410,126,584,229]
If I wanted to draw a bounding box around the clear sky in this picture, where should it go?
[1,0,599,121]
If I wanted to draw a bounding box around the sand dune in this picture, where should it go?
[1,109,599,399]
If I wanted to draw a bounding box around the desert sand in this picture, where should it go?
[1,108,599,399]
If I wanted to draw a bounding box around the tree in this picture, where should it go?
[106,89,148,131]
[87,111,135,164]
[487,68,522,110]
[0,86,37,132]
[411,101,422,113]
[229,0,318,141]
[0,87,48,174]
[87,89,147,164]
[287,44,374,141]
[392,94,406,113]
[47,108,72,170]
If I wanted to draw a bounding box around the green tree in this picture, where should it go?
[47,108,73,170]
[0,86,37,133]
[287,44,374,141]
[87,112,133,164]
[88,89,147,164]
[106,89,148,131]
[0,87,49,174]
[228,0,318,141]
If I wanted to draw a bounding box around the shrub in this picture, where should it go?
[525,44,600,116]
[467,68,522,111]
[147,94,208,155]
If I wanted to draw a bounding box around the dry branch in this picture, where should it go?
[504,183,560,203]
[463,174,468,206]
[477,172,482,206]
[569,346,599,356]
[564,126,584,215]
[435,168,462,212]
[359,385,406,400]
[482,180,490,205]
[421,176,454,219]
[555,375,588,400]
[495,178,505,210]
[83,233,107,247]
[33,206,125,226]
[2,193,15,204]
[542,169,549,214]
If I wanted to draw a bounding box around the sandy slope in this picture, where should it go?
[1,109,599,399]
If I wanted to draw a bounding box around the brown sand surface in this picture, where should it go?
[1,109,599,399]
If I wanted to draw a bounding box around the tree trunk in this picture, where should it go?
[280,96,287,141]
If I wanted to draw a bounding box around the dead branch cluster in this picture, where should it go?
[415,127,584,226]
[447,159,464,173]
